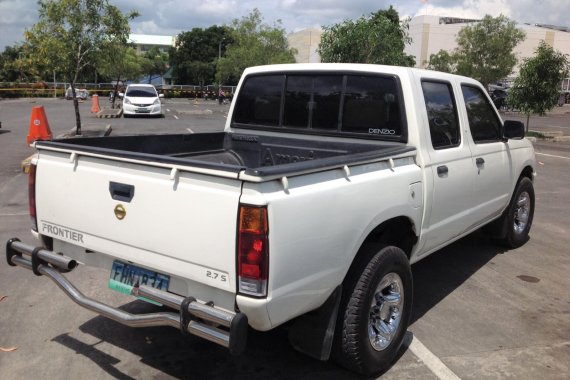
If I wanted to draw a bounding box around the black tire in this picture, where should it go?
[332,245,412,376]
[495,177,535,248]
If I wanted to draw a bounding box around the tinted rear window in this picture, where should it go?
[233,75,283,126]
[233,72,405,141]
[342,76,402,136]
[283,75,343,130]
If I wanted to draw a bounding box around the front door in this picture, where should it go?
[459,85,512,224]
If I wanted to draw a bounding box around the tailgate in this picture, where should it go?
[35,149,242,293]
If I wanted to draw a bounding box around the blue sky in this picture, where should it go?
[1,0,569,50]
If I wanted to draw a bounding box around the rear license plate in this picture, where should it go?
[109,261,169,305]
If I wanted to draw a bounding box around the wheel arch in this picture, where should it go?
[343,216,417,286]
[519,165,534,182]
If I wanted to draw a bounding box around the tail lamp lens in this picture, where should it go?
[238,205,268,297]
[29,163,37,231]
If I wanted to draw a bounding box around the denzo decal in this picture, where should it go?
[369,128,396,135]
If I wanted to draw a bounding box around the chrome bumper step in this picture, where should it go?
[6,238,247,354]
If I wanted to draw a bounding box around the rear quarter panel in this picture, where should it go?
[238,158,423,329]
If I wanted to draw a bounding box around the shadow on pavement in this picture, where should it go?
[52,229,507,379]
[411,229,506,324]
[51,333,135,380]
[54,300,359,380]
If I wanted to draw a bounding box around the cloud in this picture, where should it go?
[0,0,38,49]
[510,0,570,26]
[414,0,512,20]
[2,0,570,51]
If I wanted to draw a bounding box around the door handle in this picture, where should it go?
[476,157,485,166]
[437,165,448,176]
[109,182,135,202]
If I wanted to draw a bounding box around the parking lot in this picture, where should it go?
[0,97,569,379]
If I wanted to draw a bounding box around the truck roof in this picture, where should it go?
[242,63,481,86]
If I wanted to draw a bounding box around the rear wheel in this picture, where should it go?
[333,245,412,376]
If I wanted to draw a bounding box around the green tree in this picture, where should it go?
[0,45,26,82]
[170,26,231,86]
[454,15,525,88]
[24,0,138,134]
[317,6,415,66]
[216,9,296,85]
[508,41,569,131]
[141,46,169,84]
[427,50,456,73]
[184,61,215,88]
[98,46,143,108]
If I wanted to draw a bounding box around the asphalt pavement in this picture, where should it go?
[0,97,569,379]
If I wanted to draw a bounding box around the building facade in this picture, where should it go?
[129,34,176,55]
[287,29,322,63]
[405,15,570,76]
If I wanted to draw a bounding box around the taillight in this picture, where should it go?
[238,205,268,297]
[29,163,38,231]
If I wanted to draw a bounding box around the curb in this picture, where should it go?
[528,130,568,141]
[58,124,112,139]
[96,108,123,118]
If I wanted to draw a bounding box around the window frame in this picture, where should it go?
[460,83,504,144]
[231,71,408,143]
[420,79,462,150]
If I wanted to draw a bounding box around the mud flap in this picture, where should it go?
[288,285,341,361]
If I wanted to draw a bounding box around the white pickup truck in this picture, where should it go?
[6,64,536,376]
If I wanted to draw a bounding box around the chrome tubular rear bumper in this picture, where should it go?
[6,238,248,355]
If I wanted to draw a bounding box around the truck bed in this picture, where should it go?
[36,132,415,180]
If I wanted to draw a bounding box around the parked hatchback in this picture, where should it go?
[122,84,163,117]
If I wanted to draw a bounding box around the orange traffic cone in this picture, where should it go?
[27,106,53,145]
[91,93,101,113]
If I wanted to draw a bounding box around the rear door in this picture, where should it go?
[418,79,478,253]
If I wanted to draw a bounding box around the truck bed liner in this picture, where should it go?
[36,132,415,179]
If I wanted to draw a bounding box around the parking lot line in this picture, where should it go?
[173,115,179,120]
[408,335,461,380]
[535,152,570,160]
[187,128,194,134]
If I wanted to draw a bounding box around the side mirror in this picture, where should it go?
[118,92,124,97]
[503,120,525,140]
[159,94,164,98]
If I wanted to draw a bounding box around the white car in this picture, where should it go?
[122,84,163,117]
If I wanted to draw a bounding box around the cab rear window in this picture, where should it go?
[233,73,405,141]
